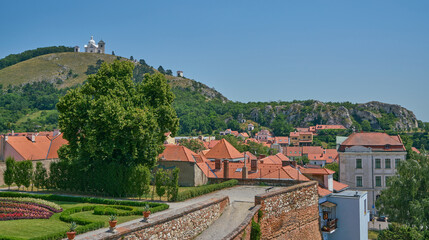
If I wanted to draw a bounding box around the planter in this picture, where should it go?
[67,231,76,240]
[143,211,150,218]
[109,220,117,228]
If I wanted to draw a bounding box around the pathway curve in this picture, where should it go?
[74,185,280,239]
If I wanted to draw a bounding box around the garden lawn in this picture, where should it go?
[0,201,146,239]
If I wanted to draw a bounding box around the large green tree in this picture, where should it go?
[377,154,429,229]
[56,60,178,195]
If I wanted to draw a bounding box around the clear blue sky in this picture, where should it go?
[1,1,428,121]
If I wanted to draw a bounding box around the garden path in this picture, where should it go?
[74,185,280,240]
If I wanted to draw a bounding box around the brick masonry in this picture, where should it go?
[255,181,322,240]
[97,196,229,240]
[225,205,260,240]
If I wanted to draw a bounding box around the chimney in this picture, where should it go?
[242,164,248,179]
[251,159,258,172]
[258,154,266,160]
[223,160,230,179]
[53,129,60,137]
[31,134,36,142]
[215,159,222,170]
[11,130,14,135]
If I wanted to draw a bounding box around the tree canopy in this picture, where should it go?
[377,154,429,229]
[55,60,178,195]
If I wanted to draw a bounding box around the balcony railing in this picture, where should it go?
[321,219,337,233]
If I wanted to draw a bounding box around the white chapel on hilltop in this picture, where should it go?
[74,36,105,53]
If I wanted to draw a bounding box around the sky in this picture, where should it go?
[1,1,428,120]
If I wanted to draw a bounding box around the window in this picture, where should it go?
[375,176,382,187]
[385,159,391,169]
[356,159,362,169]
[356,176,363,187]
[385,176,391,187]
[375,159,381,169]
[395,159,400,168]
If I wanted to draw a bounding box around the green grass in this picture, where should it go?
[369,230,380,239]
[0,199,159,239]
[15,110,56,125]
[0,52,121,88]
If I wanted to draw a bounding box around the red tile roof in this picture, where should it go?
[273,137,289,144]
[315,125,346,130]
[411,147,421,154]
[238,132,249,138]
[159,145,211,177]
[290,132,300,137]
[333,180,349,192]
[339,132,406,151]
[285,147,303,157]
[204,139,243,160]
[318,186,332,197]
[204,140,220,149]
[296,128,310,132]
[300,167,335,175]
[5,133,68,161]
[302,146,324,155]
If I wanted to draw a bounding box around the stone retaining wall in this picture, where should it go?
[255,181,322,240]
[98,196,229,240]
[208,178,307,187]
[223,205,261,240]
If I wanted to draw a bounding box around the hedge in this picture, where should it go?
[175,179,238,201]
[0,192,166,208]
[0,192,169,240]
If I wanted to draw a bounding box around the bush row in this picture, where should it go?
[0,192,168,208]
[175,179,238,201]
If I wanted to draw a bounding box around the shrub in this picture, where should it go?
[250,219,261,240]
[3,157,15,189]
[176,179,238,201]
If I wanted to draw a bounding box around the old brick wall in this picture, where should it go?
[100,196,229,240]
[225,205,261,240]
[255,181,322,240]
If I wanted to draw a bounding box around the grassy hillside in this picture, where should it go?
[0,52,121,88]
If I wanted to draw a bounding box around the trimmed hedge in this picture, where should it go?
[0,192,169,240]
[176,179,238,201]
[0,192,165,208]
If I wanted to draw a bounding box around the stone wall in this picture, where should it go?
[98,196,229,240]
[255,181,322,240]
[208,178,306,187]
[225,205,261,240]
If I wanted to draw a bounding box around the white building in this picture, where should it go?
[338,132,407,214]
[83,36,105,53]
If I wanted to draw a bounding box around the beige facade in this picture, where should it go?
[157,161,208,187]
[339,146,406,212]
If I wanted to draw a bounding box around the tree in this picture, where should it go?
[165,69,173,76]
[3,157,15,189]
[155,169,166,200]
[324,162,339,181]
[178,138,206,153]
[168,168,180,201]
[361,120,372,132]
[56,60,178,195]
[271,115,295,136]
[130,56,134,61]
[131,165,151,199]
[377,223,423,240]
[111,51,115,55]
[377,155,429,229]
[33,162,47,190]
[157,65,166,74]
[15,160,32,190]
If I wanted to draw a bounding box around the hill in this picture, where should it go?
[0,50,421,137]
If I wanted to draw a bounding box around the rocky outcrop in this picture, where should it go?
[242,100,418,131]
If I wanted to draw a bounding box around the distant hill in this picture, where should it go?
[0,49,421,136]
[0,52,227,101]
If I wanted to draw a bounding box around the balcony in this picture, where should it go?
[321,218,338,233]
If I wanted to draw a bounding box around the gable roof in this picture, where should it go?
[46,134,68,159]
[159,144,196,162]
[339,132,406,151]
[333,180,349,192]
[204,139,243,160]
[300,167,335,175]
[6,135,55,161]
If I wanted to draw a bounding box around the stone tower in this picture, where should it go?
[98,39,105,54]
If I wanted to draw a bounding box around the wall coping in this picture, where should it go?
[255,181,318,203]
[100,196,229,240]
[222,204,261,240]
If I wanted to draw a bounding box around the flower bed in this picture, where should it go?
[0,197,62,221]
